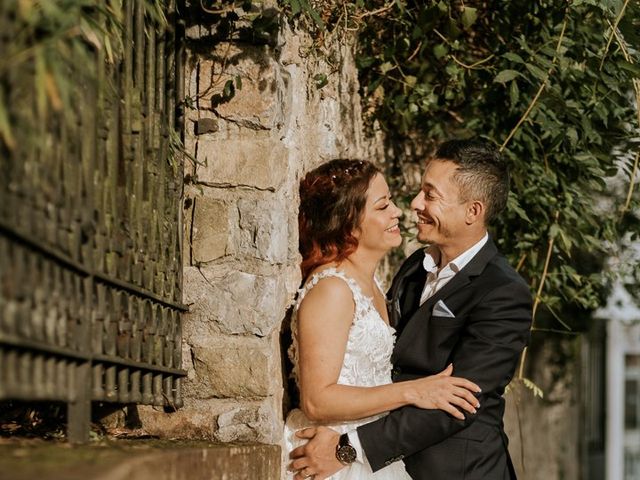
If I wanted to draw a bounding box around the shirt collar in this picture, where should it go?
[422,233,489,275]
[422,245,441,275]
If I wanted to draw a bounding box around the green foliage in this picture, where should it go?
[0,0,167,150]
[198,0,280,44]
[288,0,640,336]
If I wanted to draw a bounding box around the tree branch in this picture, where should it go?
[599,0,630,71]
[500,16,568,152]
[518,210,559,380]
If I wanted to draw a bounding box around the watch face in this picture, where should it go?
[336,445,357,465]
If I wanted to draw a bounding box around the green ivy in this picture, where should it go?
[286,0,640,333]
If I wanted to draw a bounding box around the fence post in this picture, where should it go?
[67,361,91,444]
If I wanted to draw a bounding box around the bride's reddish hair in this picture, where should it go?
[299,159,380,280]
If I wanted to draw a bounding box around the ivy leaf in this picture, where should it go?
[314,73,328,89]
[509,80,520,106]
[494,70,521,84]
[299,0,324,28]
[567,127,578,148]
[0,90,15,150]
[223,79,234,97]
[379,61,395,74]
[288,0,301,15]
[618,60,640,78]
[559,228,573,253]
[433,43,448,59]
[503,52,525,64]
[508,194,531,222]
[461,7,478,29]
[525,63,547,81]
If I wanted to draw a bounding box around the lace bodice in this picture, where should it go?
[284,269,412,480]
[288,268,397,391]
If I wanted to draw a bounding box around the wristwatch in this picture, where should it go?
[335,433,357,465]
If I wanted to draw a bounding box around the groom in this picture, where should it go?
[290,139,533,480]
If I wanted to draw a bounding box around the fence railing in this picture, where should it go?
[0,0,186,443]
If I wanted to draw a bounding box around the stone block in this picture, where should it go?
[214,396,282,444]
[137,396,282,444]
[0,440,282,480]
[194,117,219,135]
[191,197,230,263]
[183,266,293,337]
[236,195,289,263]
[196,134,288,191]
[188,335,278,398]
[194,43,282,130]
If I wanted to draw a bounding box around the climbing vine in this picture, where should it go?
[279,0,640,392]
[283,0,640,326]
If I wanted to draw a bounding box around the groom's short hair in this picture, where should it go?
[434,139,510,224]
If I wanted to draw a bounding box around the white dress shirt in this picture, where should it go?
[419,233,488,305]
[347,233,489,470]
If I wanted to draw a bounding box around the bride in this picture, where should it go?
[284,159,481,479]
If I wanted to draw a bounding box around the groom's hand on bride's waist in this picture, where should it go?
[289,426,344,480]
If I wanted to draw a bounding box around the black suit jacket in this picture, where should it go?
[357,238,532,480]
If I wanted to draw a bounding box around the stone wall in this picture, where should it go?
[136,2,382,448]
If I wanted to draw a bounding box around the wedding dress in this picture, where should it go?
[284,268,412,479]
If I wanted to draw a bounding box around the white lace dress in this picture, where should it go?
[283,268,411,479]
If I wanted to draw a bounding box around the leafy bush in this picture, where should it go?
[282,0,640,378]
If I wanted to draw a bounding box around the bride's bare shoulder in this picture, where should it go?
[299,266,355,315]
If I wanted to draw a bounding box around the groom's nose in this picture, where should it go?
[410,191,424,211]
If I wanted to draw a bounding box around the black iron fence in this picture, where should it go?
[0,1,186,443]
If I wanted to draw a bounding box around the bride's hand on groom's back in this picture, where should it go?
[406,364,481,420]
[289,426,343,480]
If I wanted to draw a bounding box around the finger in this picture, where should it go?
[294,470,317,480]
[295,427,317,439]
[440,401,465,420]
[448,393,478,414]
[299,467,314,479]
[450,377,482,393]
[289,458,308,471]
[455,387,481,408]
[289,445,306,459]
[436,363,453,377]
[448,384,481,407]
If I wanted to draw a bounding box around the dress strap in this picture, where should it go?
[374,276,386,297]
[296,268,364,308]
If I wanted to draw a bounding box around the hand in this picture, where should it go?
[289,426,345,480]
[409,364,482,420]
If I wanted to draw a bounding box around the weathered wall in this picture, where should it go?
[504,337,581,480]
[136,3,382,446]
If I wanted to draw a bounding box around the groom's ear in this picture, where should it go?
[465,200,485,225]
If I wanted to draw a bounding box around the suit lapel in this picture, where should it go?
[388,250,425,328]
[391,238,498,362]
